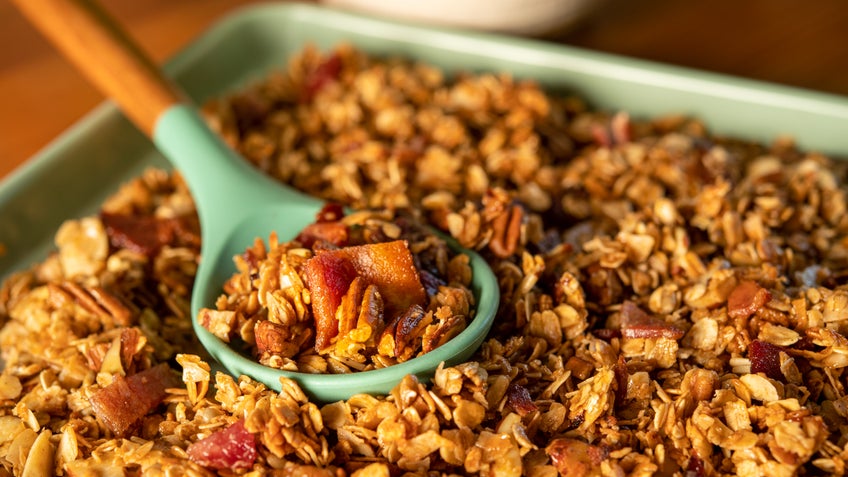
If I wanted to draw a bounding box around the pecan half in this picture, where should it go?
[254,320,302,359]
[489,204,523,258]
[50,281,133,328]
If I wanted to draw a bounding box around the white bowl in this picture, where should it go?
[322,0,603,36]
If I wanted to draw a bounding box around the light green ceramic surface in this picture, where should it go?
[2,2,847,400]
[152,105,318,320]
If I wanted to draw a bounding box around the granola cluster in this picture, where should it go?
[2,43,848,476]
[199,205,475,372]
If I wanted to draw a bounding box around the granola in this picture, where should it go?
[198,204,474,372]
[2,43,848,475]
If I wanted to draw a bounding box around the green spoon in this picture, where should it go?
[15,0,499,401]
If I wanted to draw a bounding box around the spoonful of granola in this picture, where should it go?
[13,0,499,401]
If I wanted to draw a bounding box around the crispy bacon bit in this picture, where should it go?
[589,444,611,467]
[296,203,350,248]
[591,111,631,147]
[749,339,785,381]
[728,280,772,319]
[346,241,427,318]
[619,300,684,340]
[305,240,427,351]
[100,212,199,257]
[296,222,349,249]
[301,53,342,102]
[506,383,538,416]
[303,252,359,350]
[315,202,345,223]
[187,419,257,470]
[88,363,179,436]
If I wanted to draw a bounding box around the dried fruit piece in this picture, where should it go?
[303,251,359,350]
[749,339,785,381]
[506,383,538,417]
[302,53,342,102]
[619,300,684,339]
[100,212,199,257]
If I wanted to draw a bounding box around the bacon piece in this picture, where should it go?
[506,383,538,417]
[303,252,358,350]
[296,222,349,248]
[305,240,427,352]
[728,280,772,319]
[296,203,349,248]
[100,212,199,257]
[344,241,427,317]
[749,339,785,381]
[187,419,257,470]
[590,112,631,147]
[301,53,342,102]
[619,300,684,340]
[315,202,345,223]
[88,363,179,436]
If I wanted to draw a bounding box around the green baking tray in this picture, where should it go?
[1,2,847,281]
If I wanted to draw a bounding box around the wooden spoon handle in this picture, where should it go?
[11,0,184,136]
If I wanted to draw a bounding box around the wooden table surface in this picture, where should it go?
[1,0,847,180]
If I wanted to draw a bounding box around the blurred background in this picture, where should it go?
[1,0,846,180]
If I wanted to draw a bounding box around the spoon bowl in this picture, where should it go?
[16,0,500,402]
[158,107,499,401]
